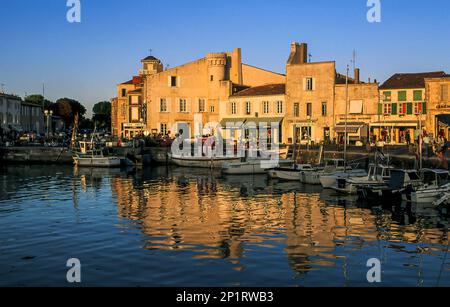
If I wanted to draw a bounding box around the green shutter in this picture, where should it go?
[391,103,398,115]
[398,91,407,101]
[383,91,392,102]
[378,103,383,115]
[407,103,413,115]
[422,102,427,114]
[414,90,423,101]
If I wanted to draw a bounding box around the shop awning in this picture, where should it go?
[220,117,283,128]
[335,122,366,134]
[369,121,418,128]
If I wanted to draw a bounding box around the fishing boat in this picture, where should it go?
[268,164,314,181]
[222,158,294,175]
[169,153,241,168]
[73,141,122,168]
[404,169,450,203]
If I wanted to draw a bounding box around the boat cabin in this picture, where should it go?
[367,164,393,182]
[420,169,450,187]
[389,169,422,190]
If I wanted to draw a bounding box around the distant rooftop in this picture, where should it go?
[380,71,447,89]
[142,56,160,62]
[231,83,285,97]
[121,76,143,85]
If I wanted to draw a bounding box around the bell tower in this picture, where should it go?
[140,56,163,76]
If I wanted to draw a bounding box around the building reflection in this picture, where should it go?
[109,166,449,276]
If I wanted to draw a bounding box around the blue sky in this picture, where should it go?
[1,0,449,116]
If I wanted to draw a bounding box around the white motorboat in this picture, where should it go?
[73,141,122,168]
[301,159,360,185]
[404,169,450,203]
[320,169,368,188]
[170,153,241,168]
[268,164,314,181]
[222,158,294,175]
[330,164,392,195]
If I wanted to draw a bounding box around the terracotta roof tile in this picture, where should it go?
[231,84,285,97]
[380,71,446,89]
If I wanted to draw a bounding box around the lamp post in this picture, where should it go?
[44,110,53,138]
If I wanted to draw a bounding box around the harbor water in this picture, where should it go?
[0,165,449,287]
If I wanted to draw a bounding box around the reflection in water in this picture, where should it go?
[0,165,449,286]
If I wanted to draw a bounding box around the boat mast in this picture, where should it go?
[344,65,349,170]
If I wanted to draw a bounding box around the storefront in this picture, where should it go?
[220,117,283,144]
[122,122,145,138]
[334,122,368,145]
[370,121,420,144]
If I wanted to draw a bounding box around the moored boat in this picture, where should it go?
[170,153,241,168]
[268,164,314,181]
[222,158,294,175]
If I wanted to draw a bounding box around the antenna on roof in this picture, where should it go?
[308,53,312,63]
[351,49,357,70]
[149,49,153,56]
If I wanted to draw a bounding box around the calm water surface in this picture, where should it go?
[0,165,449,287]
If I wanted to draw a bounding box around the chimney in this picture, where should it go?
[287,42,308,65]
[300,43,308,64]
[354,68,360,84]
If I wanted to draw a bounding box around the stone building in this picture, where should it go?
[284,42,379,145]
[377,72,446,144]
[21,100,44,133]
[112,49,285,138]
[425,75,450,139]
[0,93,23,132]
[220,83,285,143]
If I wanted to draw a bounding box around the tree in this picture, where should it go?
[51,98,87,127]
[92,101,111,131]
[25,94,53,109]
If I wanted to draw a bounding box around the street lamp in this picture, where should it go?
[44,110,53,138]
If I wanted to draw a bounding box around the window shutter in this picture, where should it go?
[391,103,397,115]
[378,104,382,115]
[407,103,413,115]
[312,78,316,91]
[422,102,427,114]
[168,76,172,87]
[177,77,181,88]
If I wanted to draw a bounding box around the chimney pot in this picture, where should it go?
[354,68,360,84]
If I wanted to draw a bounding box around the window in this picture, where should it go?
[383,91,392,102]
[198,99,206,113]
[398,102,407,115]
[245,102,251,115]
[306,103,312,117]
[294,103,300,117]
[121,89,127,97]
[398,91,407,102]
[160,99,167,112]
[210,75,214,82]
[170,76,178,87]
[179,99,187,113]
[305,78,314,91]
[231,102,237,115]
[322,102,327,116]
[210,105,215,113]
[414,102,423,115]
[277,101,283,114]
[262,101,270,114]
[383,103,392,115]
[413,90,423,101]
[442,85,449,102]
[160,123,168,135]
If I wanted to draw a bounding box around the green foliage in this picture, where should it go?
[92,101,112,131]
[93,101,111,116]
[24,94,53,109]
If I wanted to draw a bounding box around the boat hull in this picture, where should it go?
[171,156,241,168]
[74,157,122,168]
[268,168,300,181]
